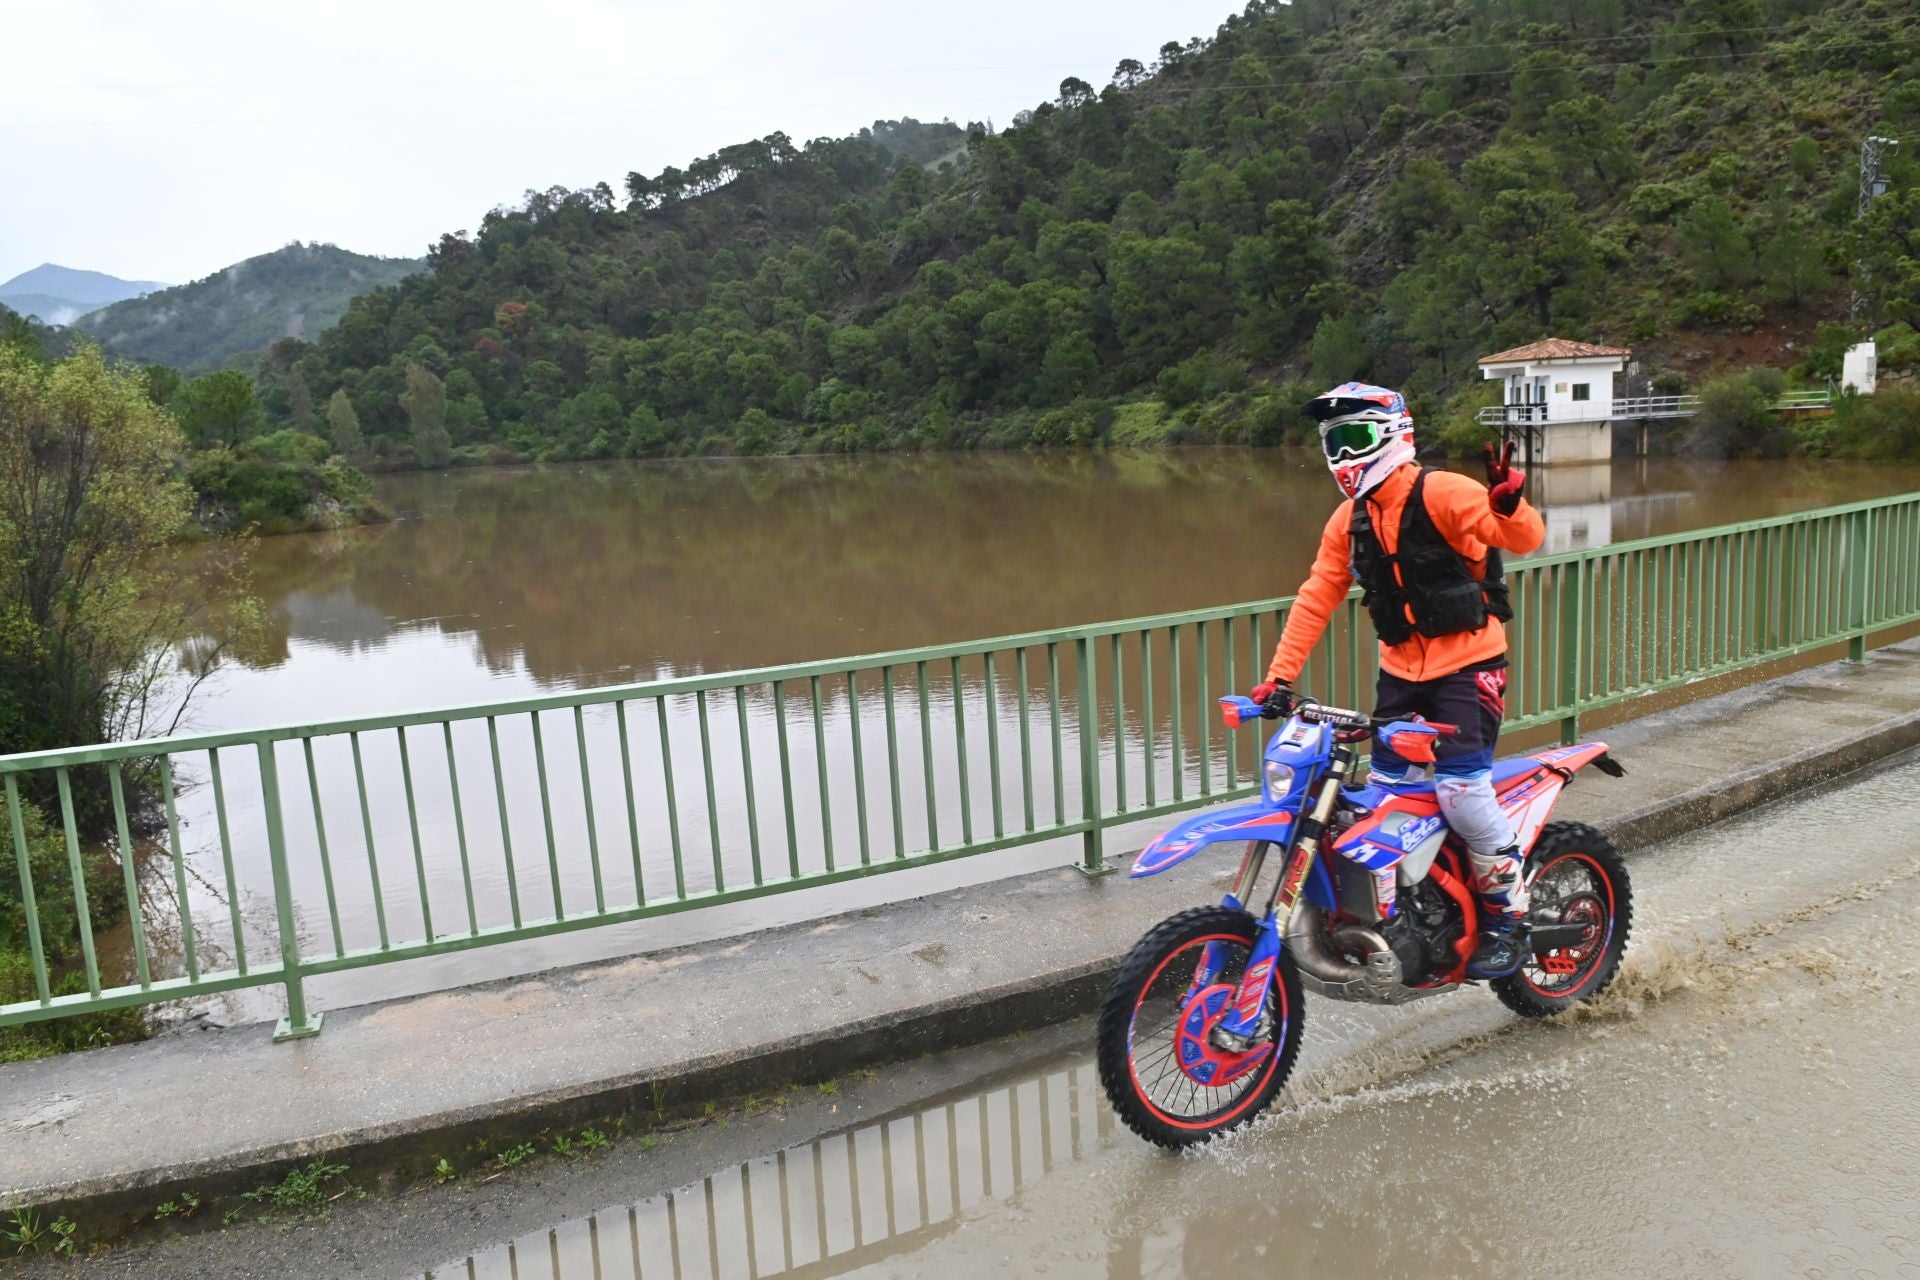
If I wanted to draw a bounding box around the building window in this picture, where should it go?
[1571,383,1592,402]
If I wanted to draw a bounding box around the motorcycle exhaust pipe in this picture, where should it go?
[1284,901,1371,985]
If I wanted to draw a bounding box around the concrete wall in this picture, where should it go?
[1537,417,1612,467]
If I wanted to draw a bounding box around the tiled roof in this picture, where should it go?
[1478,339,1632,364]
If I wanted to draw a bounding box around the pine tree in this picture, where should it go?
[1760,218,1827,307]
[326,388,364,462]
[288,366,314,434]
[399,361,451,468]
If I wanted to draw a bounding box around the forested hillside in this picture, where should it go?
[79,242,423,372]
[272,1,1916,465]
[0,303,75,361]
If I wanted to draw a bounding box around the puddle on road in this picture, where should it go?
[421,757,1920,1280]
[424,902,1920,1280]
[426,1057,1122,1280]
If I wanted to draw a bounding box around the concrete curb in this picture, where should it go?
[18,700,1920,1227]
[1603,708,1920,853]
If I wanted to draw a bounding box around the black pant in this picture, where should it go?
[1369,657,1508,779]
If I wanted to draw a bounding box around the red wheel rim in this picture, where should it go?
[1125,933,1288,1132]
[1520,853,1616,999]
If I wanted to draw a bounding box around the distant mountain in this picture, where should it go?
[0,263,168,325]
[75,242,424,371]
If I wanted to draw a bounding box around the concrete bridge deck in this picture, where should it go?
[4,639,1919,1224]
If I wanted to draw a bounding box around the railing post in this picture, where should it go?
[1844,508,1871,663]
[1074,636,1111,877]
[1557,558,1585,745]
[258,740,323,1041]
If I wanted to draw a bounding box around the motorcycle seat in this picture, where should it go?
[1372,756,1546,795]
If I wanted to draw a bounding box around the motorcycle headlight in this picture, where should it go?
[1263,760,1294,804]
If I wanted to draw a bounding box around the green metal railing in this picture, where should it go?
[5,492,1919,1040]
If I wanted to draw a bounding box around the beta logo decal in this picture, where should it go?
[1399,814,1445,847]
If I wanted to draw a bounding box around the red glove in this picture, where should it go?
[1483,439,1527,517]
[1249,680,1290,710]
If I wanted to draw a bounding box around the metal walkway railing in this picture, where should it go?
[1476,389,1833,427]
[5,492,1919,1039]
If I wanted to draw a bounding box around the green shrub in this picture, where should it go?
[1680,370,1790,458]
[0,795,119,961]
[1154,354,1246,409]
[246,429,331,467]
[1031,400,1100,445]
[187,446,376,533]
[1679,292,1734,327]
[1793,322,1859,382]
[318,462,372,506]
[1106,400,1169,446]
[0,794,145,1061]
[1875,323,1920,374]
[1246,396,1292,446]
[1823,385,1920,461]
[1628,181,1694,223]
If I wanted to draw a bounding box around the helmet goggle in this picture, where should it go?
[1319,414,1394,462]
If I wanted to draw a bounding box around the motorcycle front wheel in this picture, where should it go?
[1096,906,1305,1149]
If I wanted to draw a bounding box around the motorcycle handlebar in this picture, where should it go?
[1235,692,1460,737]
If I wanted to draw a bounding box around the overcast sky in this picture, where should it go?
[1,0,1237,288]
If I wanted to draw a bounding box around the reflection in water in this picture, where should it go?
[185,451,1920,708]
[1531,463,1612,553]
[424,1063,1119,1280]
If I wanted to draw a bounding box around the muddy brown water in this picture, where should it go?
[105,450,1920,1025]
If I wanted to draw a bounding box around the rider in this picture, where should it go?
[1248,382,1544,978]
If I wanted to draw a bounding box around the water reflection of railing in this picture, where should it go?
[5,492,1920,1038]
[423,1062,1113,1280]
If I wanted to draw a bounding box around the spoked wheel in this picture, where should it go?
[1096,906,1304,1149]
[1493,821,1634,1018]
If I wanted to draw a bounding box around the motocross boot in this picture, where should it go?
[1466,916,1527,978]
[1466,842,1530,979]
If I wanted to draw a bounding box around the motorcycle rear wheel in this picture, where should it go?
[1493,821,1633,1018]
[1096,906,1305,1149]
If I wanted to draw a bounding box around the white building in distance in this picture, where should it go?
[1477,339,1632,466]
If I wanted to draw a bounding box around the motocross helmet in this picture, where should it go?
[1304,382,1416,499]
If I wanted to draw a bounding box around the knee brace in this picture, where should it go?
[1434,770,1516,856]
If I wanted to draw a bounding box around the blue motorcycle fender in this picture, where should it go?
[1131,803,1295,878]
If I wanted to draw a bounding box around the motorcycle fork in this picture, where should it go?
[1219,747,1354,1038]
[1186,835,1278,1005]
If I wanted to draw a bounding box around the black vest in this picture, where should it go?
[1349,469,1514,646]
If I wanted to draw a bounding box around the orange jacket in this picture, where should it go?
[1265,463,1545,685]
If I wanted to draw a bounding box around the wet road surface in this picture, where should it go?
[56,749,1920,1280]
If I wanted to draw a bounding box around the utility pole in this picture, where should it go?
[1853,134,1900,320]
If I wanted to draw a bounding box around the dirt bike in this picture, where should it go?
[1096,690,1632,1148]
